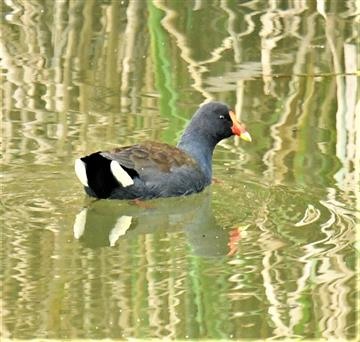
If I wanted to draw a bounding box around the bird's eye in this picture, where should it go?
[219,115,225,119]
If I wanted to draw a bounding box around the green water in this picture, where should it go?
[1,0,358,339]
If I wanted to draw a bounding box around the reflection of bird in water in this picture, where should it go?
[74,102,251,200]
[73,191,242,257]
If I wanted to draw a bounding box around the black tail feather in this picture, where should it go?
[81,152,118,199]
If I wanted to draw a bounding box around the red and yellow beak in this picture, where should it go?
[229,111,252,142]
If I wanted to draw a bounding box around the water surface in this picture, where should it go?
[1,0,358,339]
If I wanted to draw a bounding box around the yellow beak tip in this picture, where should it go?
[240,131,252,142]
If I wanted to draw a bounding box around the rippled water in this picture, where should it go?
[1,0,359,340]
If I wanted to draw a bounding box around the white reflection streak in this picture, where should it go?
[220,0,255,64]
[164,266,181,339]
[343,44,359,193]
[221,0,263,139]
[297,194,343,266]
[318,2,351,192]
[119,0,141,108]
[115,267,133,336]
[9,228,36,333]
[153,1,211,99]
[259,2,308,89]
[258,184,355,338]
[164,239,185,338]
[109,215,132,247]
[234,81,245,148]
[256,203,291,337]
[145,236,164,337]
[294,204,321,227]
[1,41,54,164]
[262,10,318,184]
[237,11,258,39]
[193,0,203,11]
[261,251,292,337]
[287,260,314,330]
[319,200,356,255]
[260,10,282,96]
[2,20,62,165]
[73,208,87,239]
[0,298,10,339]
[22,114,54,164]
[154,1,234,100]
[296,187,355,338]
[287,194,354,335]
[317,256,353,339]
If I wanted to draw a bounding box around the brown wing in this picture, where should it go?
[100,141,196,176]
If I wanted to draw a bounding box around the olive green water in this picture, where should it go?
[1,0,359,340]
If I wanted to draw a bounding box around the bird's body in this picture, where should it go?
[80,142,206,199]
[75,102,251,200]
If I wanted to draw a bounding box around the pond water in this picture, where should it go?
[1,0,359,340]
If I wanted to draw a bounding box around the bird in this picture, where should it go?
[74,101,252,200]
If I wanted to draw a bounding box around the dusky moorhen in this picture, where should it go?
[75,102,251,199]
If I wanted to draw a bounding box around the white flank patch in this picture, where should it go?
[110,160,134,187]
[109,215,133,246]
[73,208,88,239]
[74,159,88,187]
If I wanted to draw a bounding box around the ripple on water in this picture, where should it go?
[218,179,357,339]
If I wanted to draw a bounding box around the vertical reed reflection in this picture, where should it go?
[1,0,358,340]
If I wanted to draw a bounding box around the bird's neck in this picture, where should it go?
[177,129,217,183]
